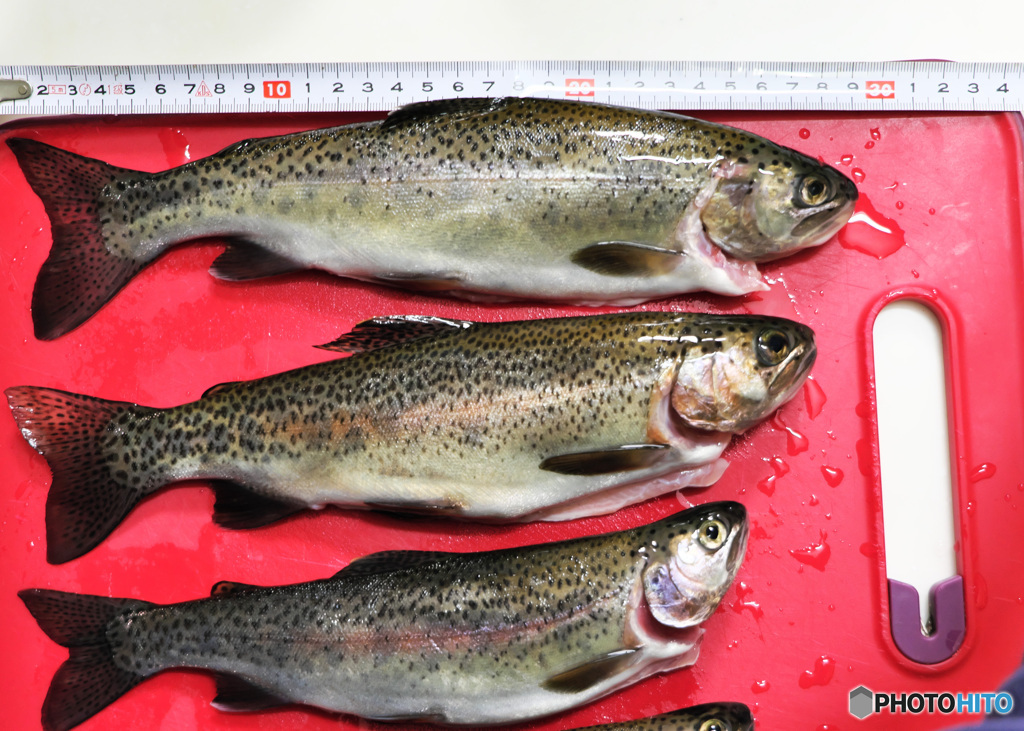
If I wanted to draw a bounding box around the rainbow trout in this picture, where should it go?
[574,703,754,730]
[20,502,748,730]
[7,312,812,564]
[9,97,857,339]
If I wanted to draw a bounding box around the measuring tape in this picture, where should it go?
[1,61,1022,115]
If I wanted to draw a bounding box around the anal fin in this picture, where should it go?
[371,272,465,292]
[542,648,639,694]
[210,239,303,281]
[571,242,683,277]
[211,481,305,529]
[539,444,671,476]
[211,674,292,712]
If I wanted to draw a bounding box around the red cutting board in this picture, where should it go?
[1,110,1022,731]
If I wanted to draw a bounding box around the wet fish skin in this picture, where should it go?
[571,702,754,730]
[19,502,748,730]
[9,97,857,339]
[6,312,813,563]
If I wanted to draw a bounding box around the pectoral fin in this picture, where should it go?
[542,648,639,694]
[211,674,292,712]
[539,444,670,476]
[571,242,683,277]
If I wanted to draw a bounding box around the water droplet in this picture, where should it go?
[838,195,907,258]
[859,542,876,558]
[790,531,831,571]
[804,377,827,419]
[821,465,844,487]
[828,604,835,611]
[1017,482,1024,492]
[809,494,819,506]
[929,207,936,215]
[735,581,754,598]
[1005,493,1013,503]
[911,269,920,278]
[799,128,811,139]
[799,655,836,688]
[839,154,854,166]
[772,414,808,455]
[969,463,996,482]
[731,598,764,619]
[757,475,777,496]
[864,140,875,149]
[752,679,771,694]
[870,127,882,140]
[895,200,904,209]
[966,501,975,515]
[852,168,866,183]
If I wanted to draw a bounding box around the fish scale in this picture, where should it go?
[7,311,815,563]
[7,96,856,339]
[20,503,748,729]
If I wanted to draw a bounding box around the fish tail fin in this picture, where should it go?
[19,588,153,731]
[7,138,152,339]
[6,385,154,564]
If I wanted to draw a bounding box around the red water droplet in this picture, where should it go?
[735,581,754,598]
[870,127,882,140]
[731,598,764,619]
[790,531,831,571]
[799,655,836,688]
[804,378,827,419]
[752,679,772,694]
[837,194,907,259]
[911,269,920,278]
[852,168,866,183]
[772,413,808,455]
[156,128,193,166]
[856,438,875,477]
[969,463,996,482]
[757,475,777,496]
[839,154,854,166]
[764,455,791,477]
[929,207,936,215]
[895,200,904,209]
[859,542,876,558]
[809,494,819,506]
[864,140,875,149]
[799,128,811,139]
[821,465,844,487]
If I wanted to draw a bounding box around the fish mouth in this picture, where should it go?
[768,340,818,394]
[790,194,858,243]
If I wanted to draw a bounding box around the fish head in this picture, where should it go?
[677,703,755,731]
[700,146,857,262]
[641,501,748,628]
[671,315,816,432]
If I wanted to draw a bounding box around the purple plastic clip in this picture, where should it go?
[888,576,966,664]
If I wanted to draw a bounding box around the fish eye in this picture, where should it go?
[700,719,731,731]
[698,519,728,550]
[798,174,832,207]
[756,328,792,366]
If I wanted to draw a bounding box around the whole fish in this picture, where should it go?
[573,702,754,730]
[20,502,748,731]
[7,312,812,564]
[9,97,857,339]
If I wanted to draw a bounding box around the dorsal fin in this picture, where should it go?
[334,550,454,579]
[382,98,508,129]
[316,315,475,354]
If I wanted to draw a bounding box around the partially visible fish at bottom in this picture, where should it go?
[572,702,754,730]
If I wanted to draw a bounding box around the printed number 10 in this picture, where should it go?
[263,81,291,99]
